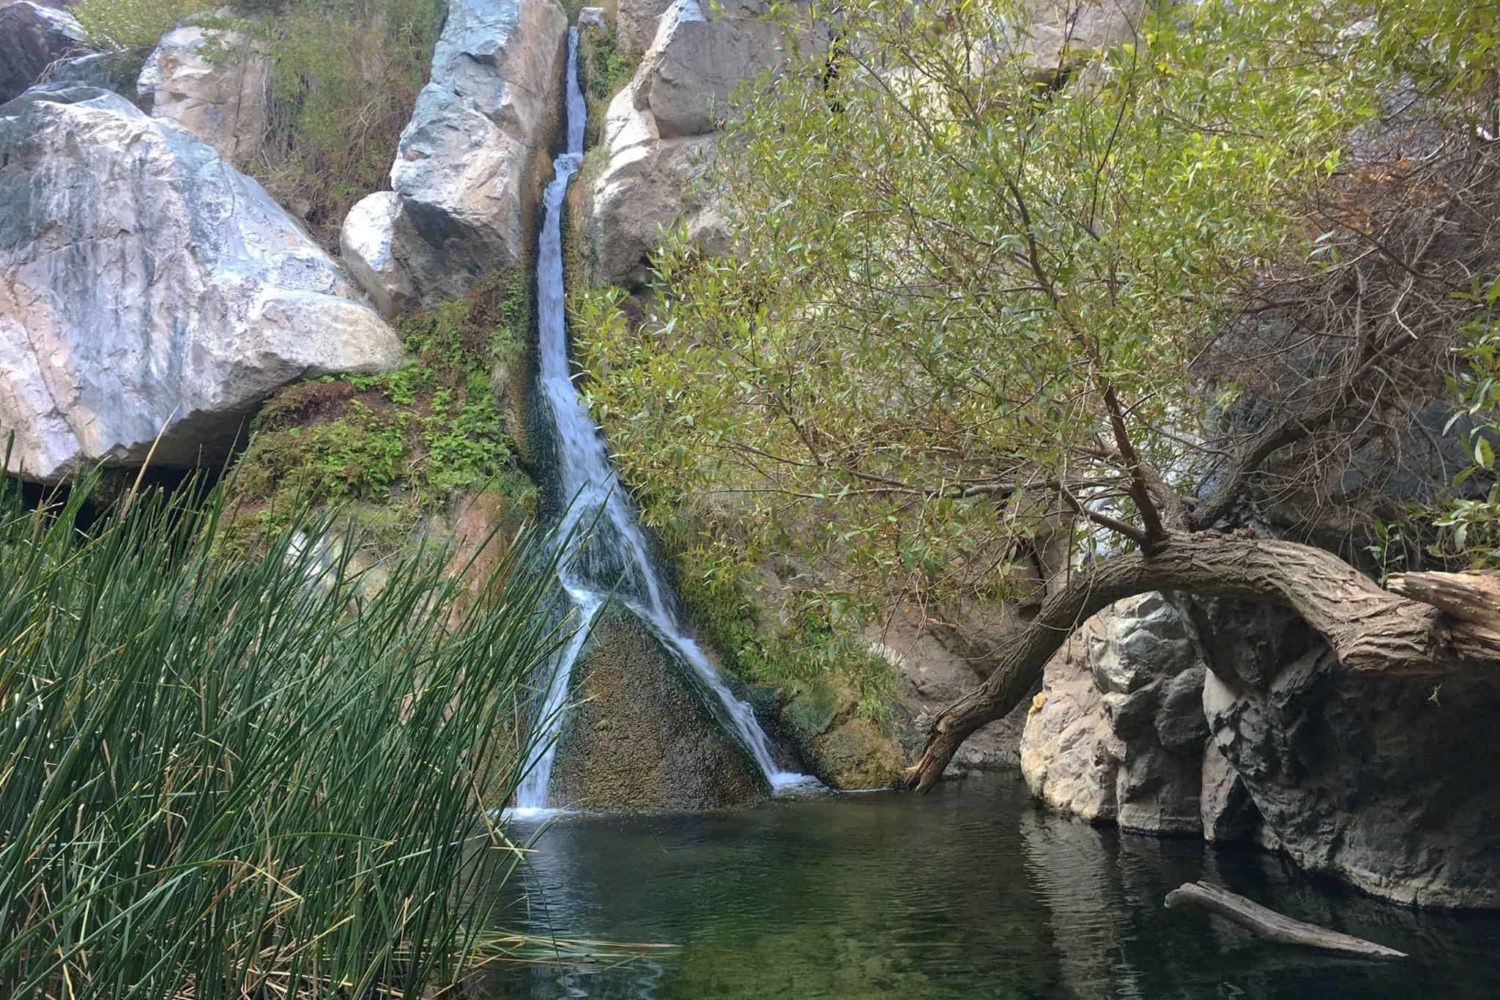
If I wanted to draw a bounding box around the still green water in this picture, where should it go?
[487,774,1498,999]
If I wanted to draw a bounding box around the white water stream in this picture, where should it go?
[513,29,813,813]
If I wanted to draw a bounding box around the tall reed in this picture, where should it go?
[0,474,566,998]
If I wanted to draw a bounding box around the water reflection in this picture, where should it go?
[477,775,1499,999]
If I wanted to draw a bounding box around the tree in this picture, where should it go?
[577,0,1500,788]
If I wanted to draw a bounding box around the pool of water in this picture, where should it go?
[482,774,1499,999]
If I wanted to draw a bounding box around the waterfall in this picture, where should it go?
[513,28,814,813]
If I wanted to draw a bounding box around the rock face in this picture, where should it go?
[137,21,270,167]
[1020,586,1500,908]
[616,0,675,54]
[1021,593,1218,835]
[1196,599,1500,909]
[0,1,90,103]
[0,86,402,483]
[341,0,567,312]
[584,0,794,290]
[548,608,767,809]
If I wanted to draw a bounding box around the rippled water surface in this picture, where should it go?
[481,774,1498,999]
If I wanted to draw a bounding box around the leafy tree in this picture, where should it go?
[579,0,1500,786]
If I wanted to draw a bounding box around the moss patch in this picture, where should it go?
[224,270,537,555]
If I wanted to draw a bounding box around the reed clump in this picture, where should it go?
[0,473,565,998]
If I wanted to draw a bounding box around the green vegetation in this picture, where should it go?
[228,270,535,551]
[73,0,203,49]
[578,0,1500,609]
[0,471,566,997]
[75,0,444,244]
[578,15,641,149]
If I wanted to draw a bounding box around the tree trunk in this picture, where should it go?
[902,532,1494,792]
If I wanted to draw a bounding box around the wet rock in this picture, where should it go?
[0,0,90,103]
[137,19,269,166]
[549,608,766,809]
[345,0,567,309]
[1021,593,1211,835]
[1196,599,1500,909]
[0,86,402,483]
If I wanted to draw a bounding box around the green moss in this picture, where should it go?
[225,270,537,553]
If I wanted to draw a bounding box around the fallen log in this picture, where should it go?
[1164,882,1408,959]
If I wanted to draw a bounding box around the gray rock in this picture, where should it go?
[585,0,794,289]
[577,5,606,28]
[0,86,402,482]
[354,0,566,307]
[1196,599,1500,909]
[616,0,675,54]
[635,0,785,139]
[137,20,269,166]
[1021,593,1211,834]
[0,0,89,103]
[585,85,725,288]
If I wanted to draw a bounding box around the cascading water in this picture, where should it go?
[513,28,814,813]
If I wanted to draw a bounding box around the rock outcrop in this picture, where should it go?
[0,86,402,483]
[1020,592,1223,835]
[548,608,767,809]
[0,0,90,103]
[1019,585,1500,908]
[137,20,270,167]
[340,0,567,313]
[1195,599,1500,909]
[584,0,795,290]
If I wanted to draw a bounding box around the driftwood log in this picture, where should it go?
[1164,882,1408,959]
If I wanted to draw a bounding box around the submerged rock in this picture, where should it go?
[0,86,402,483]
[341,0,567,310]
[548,608,767,809]
[0,0,90,103]
[137,20,270,167]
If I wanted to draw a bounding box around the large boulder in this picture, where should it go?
[1020,592,1219,835]
[1196,599,1500,909]
[583,0,794,290]
[548,608,767,808]
[0,86,402,483]
[137,20,270,167]
[0,1,90,103]
[340,0,567,312]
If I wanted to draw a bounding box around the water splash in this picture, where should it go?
[514,28,816,812]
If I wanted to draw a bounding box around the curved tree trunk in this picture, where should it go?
[902,532,1493,792]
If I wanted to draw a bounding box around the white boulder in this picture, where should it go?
[0,86,402,483]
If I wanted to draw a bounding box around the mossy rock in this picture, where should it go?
[548,607,767,809]
[807,718,905,791]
